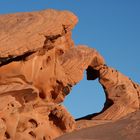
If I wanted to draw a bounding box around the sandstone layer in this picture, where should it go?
[76,65,140,130]
[0,9,140,140]
[0,9,105,140]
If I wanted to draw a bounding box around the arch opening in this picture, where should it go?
[63,68,106,119]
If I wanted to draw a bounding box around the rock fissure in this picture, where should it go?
[0,51,35,67]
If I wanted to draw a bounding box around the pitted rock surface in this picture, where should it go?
[0,9,140,140]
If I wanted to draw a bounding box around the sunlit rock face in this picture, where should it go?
[75,65,140,130]
[0,9,105,140]
[0,9,140,140]
[94,65,140,120]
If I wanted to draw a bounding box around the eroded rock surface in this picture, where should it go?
[94,65,140,120]
[0,9,105,140]
[76,65,140,129]
[0,9,140,140]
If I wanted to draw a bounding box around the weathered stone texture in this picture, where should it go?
[0,9,140,140]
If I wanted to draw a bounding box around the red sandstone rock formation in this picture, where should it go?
[76,65,140,130]
[93,65,140,120]
[0,9,140,140]
[0,9,104,140]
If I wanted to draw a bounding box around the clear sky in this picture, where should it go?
[0,0,140,119]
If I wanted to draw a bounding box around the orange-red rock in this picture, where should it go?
[76,65,140,130]
[0,9,105,140]
[95,65,140,120]
[0,9,140,140]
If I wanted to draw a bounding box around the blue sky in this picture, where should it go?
[0,0,140,119]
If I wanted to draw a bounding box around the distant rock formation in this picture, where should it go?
[0,9,139,140]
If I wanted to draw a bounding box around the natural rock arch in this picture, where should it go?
[77,65,140,120]
[63,69,105,119]
[0,9,140,140]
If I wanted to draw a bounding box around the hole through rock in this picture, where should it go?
[63,70,106,119]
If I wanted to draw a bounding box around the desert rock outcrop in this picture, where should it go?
[0,9,105,140]
[83,65,140,120]
[94,65,140,120]
[0,9,140,140]
[76,64,140,130]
